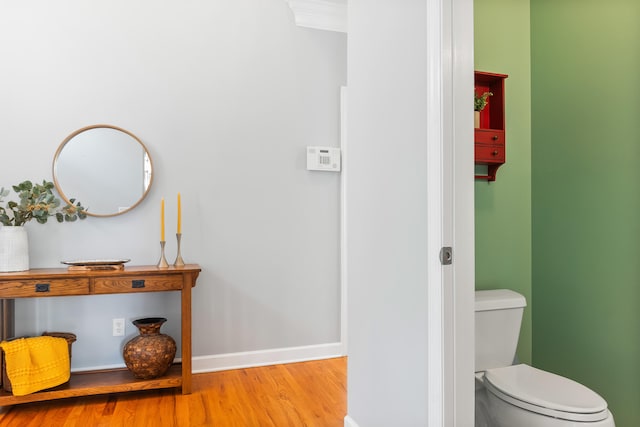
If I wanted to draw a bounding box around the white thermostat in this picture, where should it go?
[306,146,341,172]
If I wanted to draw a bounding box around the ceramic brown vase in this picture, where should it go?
[123,317,176,379]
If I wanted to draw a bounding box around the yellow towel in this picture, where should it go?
[0,336,70,396]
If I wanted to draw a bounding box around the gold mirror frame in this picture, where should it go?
[52,124,154,217]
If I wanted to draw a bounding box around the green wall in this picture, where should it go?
[476,0,640,423]
[531,1,640,425]
[474,0,532,364]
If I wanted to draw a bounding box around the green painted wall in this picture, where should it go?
[531,1,640,425]
[474,0,532,364]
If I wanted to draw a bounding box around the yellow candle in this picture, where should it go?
[161,198,165,241]
[177,193,182,234]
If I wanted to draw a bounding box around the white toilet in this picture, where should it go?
[475,289,615,426]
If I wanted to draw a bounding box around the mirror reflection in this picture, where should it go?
[53,125,153,217]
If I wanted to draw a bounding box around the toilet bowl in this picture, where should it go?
[475,290,615,427]
[480,364,615,426]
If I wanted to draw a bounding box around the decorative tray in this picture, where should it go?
[61,259,131,266]
[61,259,130,271]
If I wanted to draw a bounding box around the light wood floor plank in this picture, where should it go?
[0,357,346,427]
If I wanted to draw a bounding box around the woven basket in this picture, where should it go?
[1,332,76,393]
[0,226,29,272]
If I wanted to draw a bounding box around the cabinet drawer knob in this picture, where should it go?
[132,280,145,289]
[492,135,499,141]
[492,150,499,156]
[35,283,50,293]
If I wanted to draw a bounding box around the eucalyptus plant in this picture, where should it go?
[474,91,493,112]
[0,180,87,226]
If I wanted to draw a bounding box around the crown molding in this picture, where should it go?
[285,0,347,33]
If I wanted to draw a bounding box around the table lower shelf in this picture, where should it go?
[0,364,183,405]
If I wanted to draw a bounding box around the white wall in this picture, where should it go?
[0,0,346,369]
[346,1,433,425]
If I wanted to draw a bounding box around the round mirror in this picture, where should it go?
[53,124,153,217]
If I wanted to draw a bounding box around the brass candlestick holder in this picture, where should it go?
[157,240,169,268]
[173,233,185,267]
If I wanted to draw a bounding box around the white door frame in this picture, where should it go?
[338,0,475,424]
[428,0,475,424]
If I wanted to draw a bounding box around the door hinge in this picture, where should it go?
[440,246,453,265]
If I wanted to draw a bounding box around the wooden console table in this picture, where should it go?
[0,264,201,405]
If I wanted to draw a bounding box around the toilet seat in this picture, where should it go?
[484,364,609,422]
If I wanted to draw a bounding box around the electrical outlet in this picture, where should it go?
[113,318,125,336]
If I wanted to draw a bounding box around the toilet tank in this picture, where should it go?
[475,289,527,372]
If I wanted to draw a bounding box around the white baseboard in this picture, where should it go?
[344,415,359,427]
[192,341,345,373]
[72,363,126,373]
[71,342,344,373]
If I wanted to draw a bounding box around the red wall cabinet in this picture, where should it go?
[475,71,508,181]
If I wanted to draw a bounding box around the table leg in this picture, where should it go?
[0,300,14,341]
[181,275,193,394]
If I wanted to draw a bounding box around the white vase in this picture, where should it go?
[0,226,29,272]
[474,111,481,128]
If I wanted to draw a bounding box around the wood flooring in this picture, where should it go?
[0,357,347,427]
